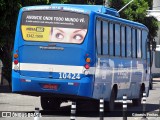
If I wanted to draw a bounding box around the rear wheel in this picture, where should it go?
[132,87,143,106]
[149,77,153,90]
[149,82,153,90]
[108,88,116,111]
[76,100,99,111]
[40,97,61,110]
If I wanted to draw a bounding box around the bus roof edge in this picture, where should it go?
[51,4,120,17]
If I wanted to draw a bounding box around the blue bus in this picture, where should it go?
[12,4,151,111]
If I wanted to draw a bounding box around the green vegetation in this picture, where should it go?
[109,0,158,41]
[158,22,160,27]
[0,0,50,86]
[0,0,21,86]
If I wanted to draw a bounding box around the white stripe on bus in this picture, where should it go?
[21,63,84,73]
[12,62,95,74]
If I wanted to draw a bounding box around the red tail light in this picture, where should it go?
[84,64,90,69]
[14,60,19,65]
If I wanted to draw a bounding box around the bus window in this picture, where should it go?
[142,30,147,59]
[96,20,102,55]
[109,23,114,56]
[137,29,142,58]
[103,21,109,55]
[121,26,126,57]
[132,28,136,58]
[115,24,120,56]
[126,26,131,57]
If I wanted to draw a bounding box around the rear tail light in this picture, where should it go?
[14,60,19,65]
[86,53,89,57]
[14,54,18,59]
[84,64,90,69]
[84,54,91,75]
[13,51,19,71]
[86,58,91,63]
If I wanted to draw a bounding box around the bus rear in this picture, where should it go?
[12,6,95,109]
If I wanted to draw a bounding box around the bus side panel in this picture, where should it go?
[93,57,113,101]
[93,57,146,101]
[115,59,147,100]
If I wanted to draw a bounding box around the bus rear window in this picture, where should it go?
[21,10,89,44]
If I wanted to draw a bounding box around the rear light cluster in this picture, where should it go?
[13,50,19,71]
[14,60,19,65]
[84,54,91,75]
[84,64,90,69]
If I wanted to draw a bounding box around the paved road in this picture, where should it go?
[0,80,160,120]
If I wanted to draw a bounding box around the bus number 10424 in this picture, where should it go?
[59,72,80,80]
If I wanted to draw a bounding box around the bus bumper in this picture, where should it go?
[12,75,93,98]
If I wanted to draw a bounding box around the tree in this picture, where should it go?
[21,0,50,6]
[0,0,50,86]
[147,0,153,10]
[109,0,158,44]
[0,0,21,86]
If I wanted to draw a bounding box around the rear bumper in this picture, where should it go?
[12,75,93,98]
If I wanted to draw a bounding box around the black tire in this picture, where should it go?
[149,82,153,90]
[132,87,142,106]
[132,98,141,106]
[149,78,153,90]
[108,88,116,111]
[76,100,99,111]
[40,97,61,110]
